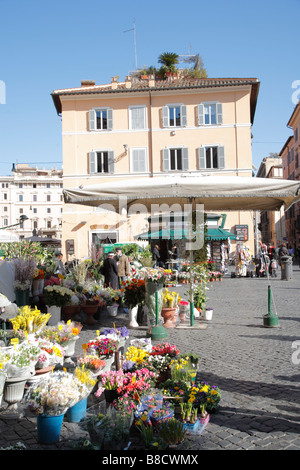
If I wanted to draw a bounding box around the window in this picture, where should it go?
[162,147,189,171]
[129,106,146,130]
[46,183,50,188]
[198,102,223,125]
[89,151,114,174]
[89,108,113,131]
[33,183,36,188]
[3,219,8,226]
[47,195,51,202]
[47,208,51,213]
[19,183,23,188]
[47,221,51,229]
[131,148,147,173]
[19,194,23,202]
[162,105,187,127]
[33,221,38,229]
[33,194,37,202]
[198,146,225,169]
[33,208,37,214]
[4,206,7,212]
[19,208,23,214]
[3,193,7,200]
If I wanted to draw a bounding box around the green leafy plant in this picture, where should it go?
[158,418,186,445]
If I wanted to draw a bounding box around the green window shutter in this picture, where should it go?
[181,105,187,126]
[162,106,169,127]
[89,151,97,173]
[216,103,223,124]
[107,108,113,130]
[198,147,206,169]
[163,148,170,171]
[182,147,189,170]
[197,104,204,125]
[218,146,225,169]
[89,110,95,131]
[108,151,115,173]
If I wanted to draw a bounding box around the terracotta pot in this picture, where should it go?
[161,307,177,328]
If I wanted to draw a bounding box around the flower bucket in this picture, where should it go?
[47,305,61,326]
[63,337,78,357]
[3,375,29,405]
[37,413,65,444]
[107,305,118,317]
[15,289,29,307]
[104,388,118,403]
[66,397,87,423]
[128,305,139,327]
[202,308,213,321]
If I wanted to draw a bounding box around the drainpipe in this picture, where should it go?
[149,91,154,176]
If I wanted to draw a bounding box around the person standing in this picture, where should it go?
[170,244,179,271]
[102,252,118,289]
[152,244,164,268]
[54,252,66,276]
[115,248,130,286]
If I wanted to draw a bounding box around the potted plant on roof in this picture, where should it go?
[158,52,179,78]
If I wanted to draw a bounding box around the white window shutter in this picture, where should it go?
[89,151,97,173]
[216,103,223,124]
[107,108,113,130]
[198,104,204,125]
[108,151,115,173]
[89,110,95,131]
[181,105,187,126]
[198,147,206,169]
[218,146,225,169]
[162,106,169,127]
[182,147,189,170]
[163,148,170,171]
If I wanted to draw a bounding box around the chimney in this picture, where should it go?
[125,76,132,89]
[111,76,119,89]
[148,74,155,87]
[81,80,96,87]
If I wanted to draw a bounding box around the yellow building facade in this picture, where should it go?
[52,75,259,260]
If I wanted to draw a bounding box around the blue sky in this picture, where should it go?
[0,0,299,175]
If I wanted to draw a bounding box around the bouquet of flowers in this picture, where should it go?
[33,268,45,280]
[150,343,179,358]
[5,342,41,378]
[97,370,125,391]
[9,306,51,334]
[186,381,221,412]
[125,345,149,365]
[72,366,97,401]
[13,256,37,291]
[44,285,74,307]
[0,329,26,348]
[162,288,181,308]
[121,278,145,308]
[103,287,121,306]
[34,338,65,369]
[87,337,118,357]
[24,370,80,416]
[77,355,106,373]
[39,321,81,348]
[44,276,61,287]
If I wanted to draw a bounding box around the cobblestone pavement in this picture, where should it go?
[1,265,299,451]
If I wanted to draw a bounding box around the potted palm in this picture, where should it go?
[158,52,179,78]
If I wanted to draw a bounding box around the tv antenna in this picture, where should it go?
[123,18,138,71]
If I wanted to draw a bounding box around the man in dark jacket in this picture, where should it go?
[103,252,118,289]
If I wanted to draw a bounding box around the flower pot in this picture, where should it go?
[61,304,80,322]
[0,371,6,407]
[37,413,65,444]
[199,414,210,426]
[15,289,30,307]
[47,305,61,326]
[182,419,200,432]
[63,337,78,357]
[66,397,87,423]
[202,308,213,321]
[179,313,186,323]
[3,375,29,405]
[32,279,40,303]
[161,307,177,328]
[128,305,139,328]
[107,305,118,317]
[82,303,98,325]
[104,388,118,404]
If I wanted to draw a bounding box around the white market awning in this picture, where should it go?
[63,175,300,212]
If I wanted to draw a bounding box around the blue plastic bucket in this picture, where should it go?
[37,413,64,444]
[66,397,87,423]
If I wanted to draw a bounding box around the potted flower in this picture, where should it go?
[39,321,82,356]
[44,285,74,325]
[150,401,174,426]
[179,402,199,430]
[12,256,37,307]
[23,370,80,444]
[77,355,106,375]
[96,369,125,403]
[122,278,145,327]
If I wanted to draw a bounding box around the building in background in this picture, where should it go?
[0,164,63,241]
[52,74,259,260]
[256,155,286,247]
[280,100,300,252]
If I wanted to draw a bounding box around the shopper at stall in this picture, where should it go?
[115,248,130,286]
[152,244,164,268]
[102,252,119,289]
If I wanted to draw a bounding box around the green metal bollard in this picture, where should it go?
[150,291,168,340]
[263,285,279,328]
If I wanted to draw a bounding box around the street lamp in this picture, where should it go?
[0,215,28,230]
